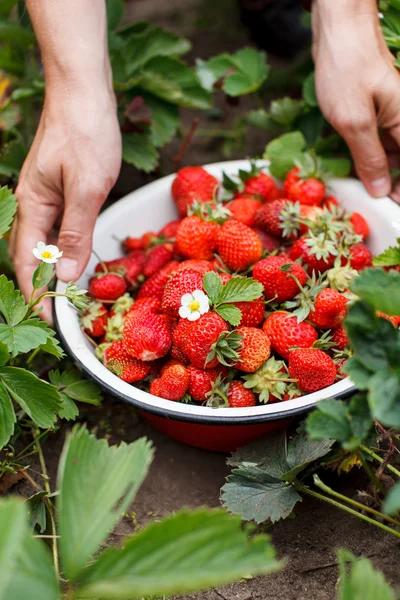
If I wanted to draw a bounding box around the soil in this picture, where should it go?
[8,1,400,599]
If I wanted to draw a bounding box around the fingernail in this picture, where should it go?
[370,177,391,197]
[56,258,78,282]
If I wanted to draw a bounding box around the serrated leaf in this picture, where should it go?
[245,108,273,130]
[58,393,79,421]
[219,277,263,304]
[57,425,154,580]
[383,481,400,515]
[0,319,56,356]
[263,131,306,180]
[373,242,400,267]
[270,97,303,126]
[144,94,179,147]
[368,369,400,428]
[222,48,269,97]
[306,399,351,443]
[0,186,16,238]
[0,499,26,600]
[31,262,55,290]
[337,550,395,600]
[0,380,15,449]
[215,304,242,326]
[320,157,351,177]
[0,275,27,326]
[283,430,334,480]
[345,356,374,390]
[203,271,223,305]
[0,367,62,428]
[49,369,101,407]
[77,508,281,598]
[302,71,317,107]
[351,268,400,315]
[122,132,158,173]
[125,26,191,75]
[27,492,48,533]
[39,334,64,360]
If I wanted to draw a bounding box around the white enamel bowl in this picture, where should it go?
[54,160,400,451]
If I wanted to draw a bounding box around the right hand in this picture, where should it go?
[10,84,122,322]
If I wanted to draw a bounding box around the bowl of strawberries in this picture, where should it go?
[54,159,400,451]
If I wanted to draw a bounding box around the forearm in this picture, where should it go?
[26,0,112,93]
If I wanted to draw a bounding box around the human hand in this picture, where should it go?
[312,0,400,202]
[10,84,122,322]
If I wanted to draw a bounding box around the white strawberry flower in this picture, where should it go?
[32,241,63,264]
[179,289,210,321]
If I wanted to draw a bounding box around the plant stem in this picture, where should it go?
[29,262,44,303]
[296,481,400,539]
[313,475,400,528]
[25,347,41,366]
[360,444,400,478]
[357,448,385,492]
[33,429,60,579]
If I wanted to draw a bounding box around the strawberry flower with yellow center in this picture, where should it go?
[179,289,210,321]
[32,241,63,264]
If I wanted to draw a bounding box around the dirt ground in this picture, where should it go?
[10,1,400,599]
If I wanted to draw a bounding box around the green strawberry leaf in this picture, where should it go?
[263,131,307,180]
[0,380,15,449]
[0,275,27,326]
[320,157,352,177]
[302,71,317,107]
[49,369,101,406]
[345,355,374,390]
[122,131,159,173]
[270,97,303,126]
[218,276,263,305]
[0,341,9,367]
[203,272,223,305]
[351,268,400,316]
[0,319,56,356]
[368,369,400,428]
[31,263,55,290]
[0,186,17,238]
[383,481,400,516]
[215,304,242,327]
[373,239,400,267]
[39,334,65,360]
[337,550,395,600]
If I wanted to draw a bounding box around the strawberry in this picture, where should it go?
[172,318,192,358]
[233,326,271,373]
[323,195,340,210]
[263,311,318,360]
[175,215,220,260]
[122,236,143,252]
[110,294,134,317]
[253,199,288,238]
[299,205,324,235]
[89,273,127,301]
[141,231,158,249]
[187,365,224,402]
[129,296,161,315]
[151,363,189,401]
[80,302,108,337]
[227,381,256,407]
[228,197,263,227]
[217,219,262,271]
[251,228,281,252]
[172,166,219,217]
[308,288,348,329]
[345,242,373,271]
[243,356,295,402]
[283,167,300,195]
[161,269,204,316]
[349,212,369,240]
[377,311,400,327]
[289,236,336,273]
[238,172,281,202]
[234,297,265,327]
[123,311,172,361]
[332,325,349,350]
[176,259,215,275]
[185,312,228,369]
[104,340,151,383]
[143,244,173,277]
[288,348,336,393]
[170,342,189,363]
[95,253,146,285]
[253,256,307,302]
[137,260,179,300]
[160,358,185,376]
[287,178,325,206]
[158,219,181,239]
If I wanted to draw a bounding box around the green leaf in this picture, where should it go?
[0,275,27,326]
[345,356,374,390]
[219,276,263,304]
[0,186,16,238]
[383,482,400,515]
[0,319,56,356]
[320,157,352,177]
[125,26,191,74]
[282,430,335,481]
[245,108,274,130]
[144,94,179,147]
[0,367,62,428]
[302,71,317,107]
[49,369,101,415]
[0,138,26,177]
[0,499,26,600]
[106,0,124,31]
[0,103,21,131]
[337,550,395,600]
[222,48,269,97]
[57,425,154,580]
[373,240,400,267]
[270,97,303,126]
[0,0,18,18]
[0,380,15,449]
[0,18,36,46]
[203,271,223,305]
[0,340,9,367]
[122,132,158,173]
[296,109,325,145]
[0,238,13,272]
[368,369,400,428]
[215,304,242,326]
[77,509,281,599]
[263,131,307,180]
[351,268,400,316]
[31,263,55,290]
[39,334,65,360]
[58,394,79,421]
[27,492,48,533]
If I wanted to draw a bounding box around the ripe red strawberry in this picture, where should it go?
[233,326,271,373]
[308,288,348,329]
[170,342,189,363]
[251,228,281,252]
[95,253,146,285]
[129,296,161,315]
[160,358,185,376]
[253,256,307,302]
[345,242,373,271]
[172,318,192,358]
[332,325,349,350]
[176,259,215,275]
[349,213,370,240]
[172,166,219,217]
[238,172,281,202]
[143,244,173,277]
[123,236,143,252]
[234,297,265,327]
[137,260,179,300]
[151,364,189,401]
[185,312,228,369]
[228,197,263,227]
[289,237,336,273]
[263,311,318,360]
[187,365,224,402]
[161,269,204,316]
[89,273,127,301]
[141,231,157,249]
[217,219,262,271]
[253,199,288,238]
[283,167,300,195]
[288,348,336,393]
[287,178,325,206]
[158,219,181,239]
[104,341,151,383]
[80,302,108,337]
[323,195,340,210]
[123,311,172,361]
[227,381,256,407]
[175,215,220,261]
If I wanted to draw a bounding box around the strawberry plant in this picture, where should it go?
[0,424,281,600]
